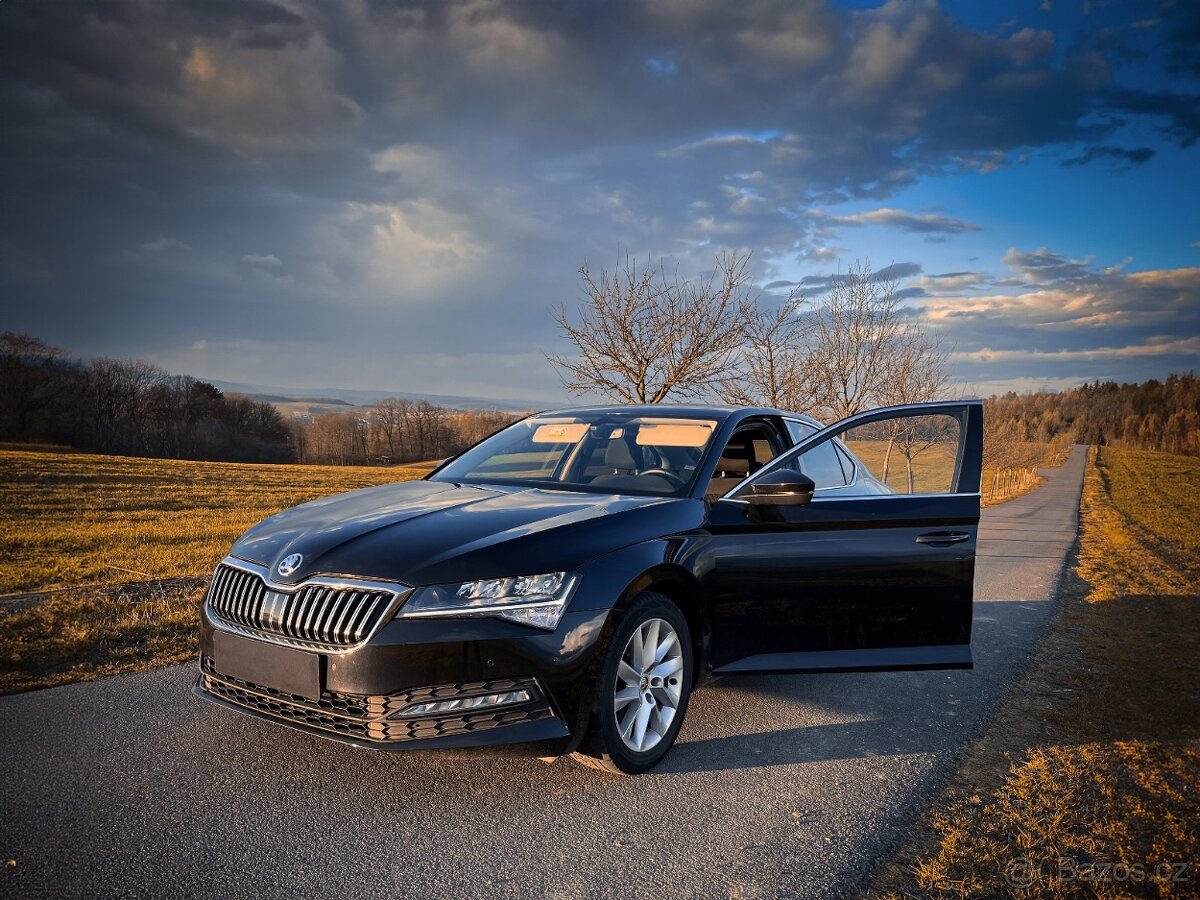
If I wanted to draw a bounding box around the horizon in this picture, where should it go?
[2,0,1197,403]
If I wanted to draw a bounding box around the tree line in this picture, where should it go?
[984,373,1200,457]
[0,332,522,465]
[1,332,296,461]
[292,400,518,466]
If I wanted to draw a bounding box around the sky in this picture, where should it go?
[1,0,1198,405]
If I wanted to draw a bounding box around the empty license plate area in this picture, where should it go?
[213,629,321,700]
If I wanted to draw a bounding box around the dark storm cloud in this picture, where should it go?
[1165,4,1200,76]
[0,0,1197,398]
[1063,145,1156,167]
[785,261,923,299]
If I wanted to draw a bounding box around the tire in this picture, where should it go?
[571,591,693,775]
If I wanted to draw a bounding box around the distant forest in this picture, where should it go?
[0,332,521,465]
[984,372,1200,457]
[3,331,1197,465]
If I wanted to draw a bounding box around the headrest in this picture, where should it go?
[720,441,755,460]
[715,455,751,477]
[604,438,641,470]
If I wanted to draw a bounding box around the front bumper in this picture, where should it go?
[195,603,612,754]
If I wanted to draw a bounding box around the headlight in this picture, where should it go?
[395,572,579,630]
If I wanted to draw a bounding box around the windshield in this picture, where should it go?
[429,413,721,496]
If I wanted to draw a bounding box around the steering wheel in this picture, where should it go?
[639,468,686,488]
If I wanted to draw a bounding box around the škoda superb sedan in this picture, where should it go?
[196,400,982,773]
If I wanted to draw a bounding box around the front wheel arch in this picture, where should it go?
[610,564,707,687]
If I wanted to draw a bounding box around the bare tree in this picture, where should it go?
[875,325,952,487]
[0,332,65,439]
[803,260,912,421]
[548,252,754,403]
[370,398,407,461]
[722,292,812,411]
[87,357,165,453]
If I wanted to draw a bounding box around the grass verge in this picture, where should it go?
[870,446,1200,898]
[0,581,207,694]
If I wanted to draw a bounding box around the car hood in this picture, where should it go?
[231,479,702,587]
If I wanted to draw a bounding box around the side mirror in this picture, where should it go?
[742,468,815,507]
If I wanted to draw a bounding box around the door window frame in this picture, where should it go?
[721,400,983,502]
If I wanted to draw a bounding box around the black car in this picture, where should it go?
[195,400,983,774]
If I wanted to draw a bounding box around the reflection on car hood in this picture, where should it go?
[231,479,700,587]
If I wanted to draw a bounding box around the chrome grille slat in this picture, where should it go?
[313,590,338,643]
[205,562,402,650]
[206,567,226,606]
[286,586,310,636]
[302,587,325,641]
[343,595,364,643]
[352,595,382,643]
[250,580,267,624]
[329,592,358,644]
[237,572,254,624]
[225,571,240,622]
[229,571,244,623]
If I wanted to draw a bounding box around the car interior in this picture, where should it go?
[570,425,707,494]
[705,422,785,501]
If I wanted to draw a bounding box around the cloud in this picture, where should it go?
[915,272,990,293]
[660,131,785,159]
[1001,247,1094,283]
[920,251,1200,390]
[1103,86,1200,148]
[951,336,1200,364]
[788,261,923,297]
[445,0,566,76]
[1063,145,1156,167]
[799,246,843,264]
[0,0,1196,399]
[333,200,487,295]
[873,262,923,282]
[813,207,982,234]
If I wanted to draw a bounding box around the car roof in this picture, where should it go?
[533,403,826,428]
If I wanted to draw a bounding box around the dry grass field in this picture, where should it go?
[846,437,1067,504]
[844,438,959,493]
[0,449,436,595]
[874,446,1200,898]
[0,449,435,693]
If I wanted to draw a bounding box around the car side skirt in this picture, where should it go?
[712,643,973,675]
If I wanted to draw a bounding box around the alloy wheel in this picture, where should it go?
[613,617,684,752]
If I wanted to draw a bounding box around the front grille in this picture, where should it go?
[199,655,551,743]
[206,562,400,649]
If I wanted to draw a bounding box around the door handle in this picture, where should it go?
[915,531,971,545]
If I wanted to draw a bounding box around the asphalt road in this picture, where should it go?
[0,447,1087,900]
